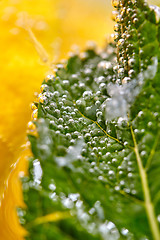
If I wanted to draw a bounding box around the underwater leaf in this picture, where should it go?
[20,0,160,239]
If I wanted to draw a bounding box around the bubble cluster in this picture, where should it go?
[112,0,159,82]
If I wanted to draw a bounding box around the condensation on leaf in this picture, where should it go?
[55,139,84,167]
[33,159,43,185]
[99,221,120,240]
[103,57,158,121]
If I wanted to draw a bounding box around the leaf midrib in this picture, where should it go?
[131,126,160,240]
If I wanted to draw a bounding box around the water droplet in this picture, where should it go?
[31,103,37,111]
[128,69,135,78]
[114,23,119,32]
[148,121,153,128]
[62,80,70,88]
[89,208,95,215]
[128,173,133,178]
[94,201,104,220]
[37,93,47,104]
[124,141,129,147]
[120,180,125,186]
[53,91,60,98]
[83,91,93,100]
[112,0,119,8]
[117,38,125,47]
[157,215,160,223]
[117,117,127,127]
[69,193,80,202]
[99,221,120,240]
[98,61,112,70]
[121,228,129,236]
[111,33,119,42]
[62,197,74,209]
[49,183,56,191]
[40,84,48,92]
[108,170,114,176]
[112,158,117,165]
[138,111,144,118]
[140,150,147,157]
[115,186,120,191]
[33,159,43,185]
[45,74,55,82]
[32,109,38,120]
[27,121,36,132]
[80,52,89,61]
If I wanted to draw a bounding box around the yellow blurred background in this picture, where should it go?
[0,0,159,239]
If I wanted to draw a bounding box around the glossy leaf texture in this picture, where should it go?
[20,0,160,239]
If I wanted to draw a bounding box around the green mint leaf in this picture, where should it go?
[20,1,160,239]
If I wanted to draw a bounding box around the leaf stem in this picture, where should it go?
[131,126,160,240]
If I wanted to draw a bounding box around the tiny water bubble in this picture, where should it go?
[157,215,160,223]
[32,109,38,120]
[45,74,55,82]
[121,228,129,236]
[33,159,43,185]
[83,90,93,100]
[112,0,120,8]
[49,183,56,191]
[31,103,37,111]
[27,121,36,133]
[98,61,112,70]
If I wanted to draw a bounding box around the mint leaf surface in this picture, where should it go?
[20,1,160,239]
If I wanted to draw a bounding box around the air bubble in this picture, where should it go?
[128,69,135,78]
[128,173,133,178]
[33,159,43,185]
[53,91,60,98]
[62,197,74,209]
[112,0,119,8]
[121,228,129,236]
[31,103,37,111]
[148,122,153,128]
[157,215,160,223]
[45,74,55,82]
[115,14,122,23]
[98,61,112,70]
[40,84,48,92]
[27,121,37,134]
[83,91,93,100]
[117,38,125,47]
[138,111,144,118]
[124,141,129,146]
[120,180,125,186]
[69,193,79,202]
[117,117,127,127]
[98,176,104,181]
[99,83,106,92]
[114,24,119,32]
[112,158,117,164]
[37,93,47,104]
[108,170,114,176]
[140,151,147,157]
[63,80,70,88]
[32,109,38,120]
[48,183,56,191]
[112,33,119,42]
